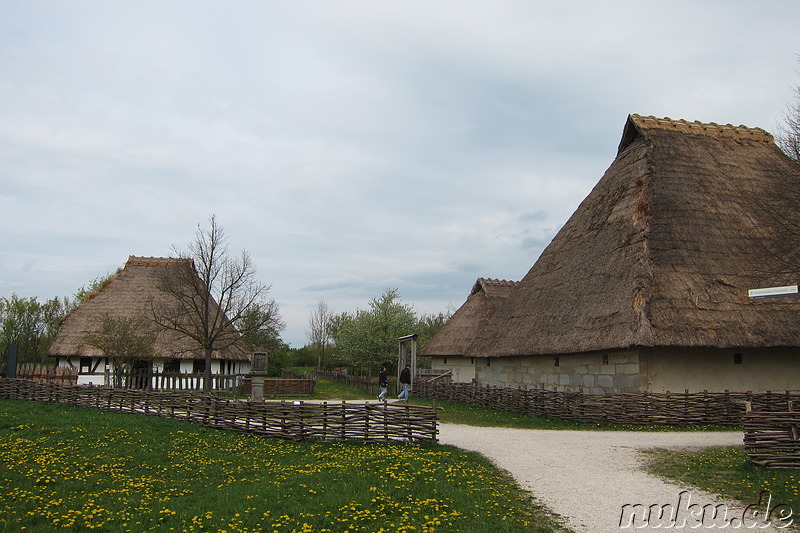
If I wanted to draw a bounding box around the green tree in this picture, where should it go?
[0,295,72,366]
[81,313,158,387]
[265,340,293,377]
[331,288,416,374]
[37,297,72,360]
[416,309,452,347]
[290,345,318,368]
[237,300,285,355]
[73,272,116,305]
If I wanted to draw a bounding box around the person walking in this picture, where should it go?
[377,365,388,401]
[397,364,411,401]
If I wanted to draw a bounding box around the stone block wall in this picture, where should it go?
[473,350,641,393]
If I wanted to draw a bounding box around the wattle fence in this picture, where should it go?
[743,401,800,468]
[396,380,800,426]
[12,364,78,385]
[0,378,439,443]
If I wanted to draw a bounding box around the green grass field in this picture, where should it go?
[0,399,572,533]
[3,380,795,532]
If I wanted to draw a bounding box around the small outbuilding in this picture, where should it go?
[420,278,517,383]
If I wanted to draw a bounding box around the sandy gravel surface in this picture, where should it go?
[437,425,793,532]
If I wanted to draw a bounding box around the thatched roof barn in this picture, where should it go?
[420,278,517,358]
[49,256,250,362]
[428,115,800,392]
[468,115,800,358]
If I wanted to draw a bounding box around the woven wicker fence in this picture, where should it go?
[743,402,800,468]
[11,364,78,385]
[413,381,800,426]
[0,378,438,443]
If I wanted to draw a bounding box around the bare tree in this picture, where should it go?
[758,68,800,278]
[307,298,333,369]
[777,82,800,163]
[155,215,278,392]
[238,299,286,354]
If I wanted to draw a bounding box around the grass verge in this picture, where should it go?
[642,446,799,520]
[0,399,573,533]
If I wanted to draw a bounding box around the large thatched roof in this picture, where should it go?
[419,278,518,357]
[48,256,250,361]
[468,114,800,357]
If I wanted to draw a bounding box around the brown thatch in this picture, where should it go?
[48,256,250,361]
[468,114,800,357]
[419,278,517,357]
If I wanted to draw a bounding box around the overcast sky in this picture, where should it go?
[1,1,798,347]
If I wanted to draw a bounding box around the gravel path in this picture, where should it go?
[437,425,792,532]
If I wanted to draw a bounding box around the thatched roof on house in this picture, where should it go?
[468,114,800,358]
[48,256,250,361]
[419,278,518,357]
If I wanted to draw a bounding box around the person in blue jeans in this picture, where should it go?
[397,364,411,401]
[377,365,388,401]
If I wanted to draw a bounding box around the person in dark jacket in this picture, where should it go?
[397,364,411,401]
[377,365,388,401]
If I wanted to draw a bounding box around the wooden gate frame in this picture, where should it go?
[397,334,417,393]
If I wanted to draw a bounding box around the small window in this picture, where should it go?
[443,357,448,365]
[734,353,743,365]
[486,358,491,367]
[602,354,609,365]
[554,356,560,367]
[79,357,92,374]
[470,357,474,365]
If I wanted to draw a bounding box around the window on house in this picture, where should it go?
[470,358,474,365]
[602,354,609,365]
[443,357,448,365]
[554,356,560,367]
[486,358,491,367]
[79,357,92,374]
[734,353,743,365]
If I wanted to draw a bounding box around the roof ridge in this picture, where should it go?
[472,277,519,295]
[630,114,773,142]
[478,277,519,286]
[126,256,193,267]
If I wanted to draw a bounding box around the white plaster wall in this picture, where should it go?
[640,347,800,393]
[55,356,251,388]
[430,356,476,383]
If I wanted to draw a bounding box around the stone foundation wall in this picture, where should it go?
[472,350,640,393]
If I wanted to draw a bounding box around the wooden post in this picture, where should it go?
[789,401,798,441]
